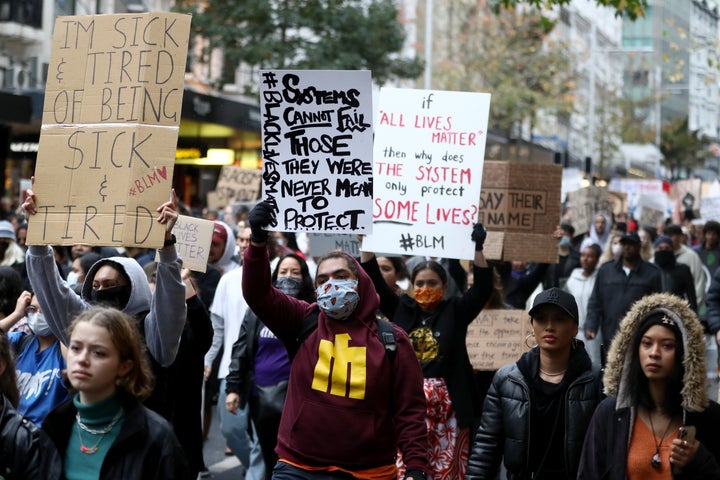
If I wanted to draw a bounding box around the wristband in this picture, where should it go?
[163,234,177,248]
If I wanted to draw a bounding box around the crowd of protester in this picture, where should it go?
[0,188,719,480]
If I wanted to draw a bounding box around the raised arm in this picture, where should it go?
[359,250,400,320]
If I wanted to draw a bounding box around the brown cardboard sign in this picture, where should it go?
[27,13,191,248]
[207,166,262,209]
[478,161,561,263]
[565,186,626,236]
[466,309,531,371]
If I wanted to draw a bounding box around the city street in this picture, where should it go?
[202,406,244,479]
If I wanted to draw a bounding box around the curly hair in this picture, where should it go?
[68,307,154,401]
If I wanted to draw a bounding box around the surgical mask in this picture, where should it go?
[66,271,80,285]
[611,244,622,257]
[27,312,53,337]
[654,250,675,268]
[315,279,359,320]
[90,285,132,310]
[414,287,444,310]
[275,276,303,297]
[558,236,571,248]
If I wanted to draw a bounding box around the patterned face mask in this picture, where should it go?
[414,287,443,310]
[274,276,303,297]
[315,279,359,320]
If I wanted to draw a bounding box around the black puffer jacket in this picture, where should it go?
[466,346,602,480]
[43,390,189,480]
[0,395,61,479]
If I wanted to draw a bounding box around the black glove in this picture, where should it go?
[403,469,427,480]
[471,222,487,251]
[248,201,276,243]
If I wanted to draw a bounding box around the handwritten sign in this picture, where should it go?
[635,193,668,229]
[27,13,191,248]
[171,215,214,272]
[565,186,627,236]
[701,196,720,221]
[308,233,360,257]
[361,88,491,259]
[671,178,702,223]
[259,70,374,233]
[207,166,262,209]
[607,178,663,210]
[479,162,561,263]
[466,310,530,371]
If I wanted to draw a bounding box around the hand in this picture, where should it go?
[225,392,240,414]
[156,189,179,234]
[248,201,276,244]
[585,330,596,340]
[21,177,37,216]
[471,223,487,251]
[670,437,699,471]
[181,268,197,300]
[553,225,564,239]
[13,291,32,317]
[203,365,211,382]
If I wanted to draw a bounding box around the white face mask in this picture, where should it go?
[66,271,80,285]
[611,244,622,257]
[27,312,53,337]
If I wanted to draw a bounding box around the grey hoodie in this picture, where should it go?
[26,245,186,367]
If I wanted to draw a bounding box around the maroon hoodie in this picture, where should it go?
[242,243,428,475]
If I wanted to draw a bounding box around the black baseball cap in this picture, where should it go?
[529,287,579,322]
[619,232,641,245]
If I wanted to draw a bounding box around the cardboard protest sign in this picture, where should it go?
[466,309,530,370]
[28,13,191,248]
[479,161,561,263]
[362,88,491,259]
[565,186,626,236]
[671,179,702,223]
[635,193,668,229]
[259,70,374,233]
[207,166,262,209]
[308,233,360,257]
[170,215,214,272]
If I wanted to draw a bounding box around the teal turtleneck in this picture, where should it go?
[65,392,125,480]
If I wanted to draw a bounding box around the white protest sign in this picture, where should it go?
[171,215,214,272]
[635,193,669,228]
[701,196,720,221]
[361,88,491,259]
[259,70,373,233]
[607,178,664,210]
[308,233,360,257]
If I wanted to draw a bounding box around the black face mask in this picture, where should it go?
[274,276,303,298]
[90,285,132,310]
[654,250,675,268]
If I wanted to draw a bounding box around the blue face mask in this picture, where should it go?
[558,236,571,248]
[315,279,359,320]
[274,276,303,297]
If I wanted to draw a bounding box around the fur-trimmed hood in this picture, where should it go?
[603,293,708,412]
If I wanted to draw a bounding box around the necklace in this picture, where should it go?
[539,368,567,377]
[75,410,123,455]
[648,410,674,469]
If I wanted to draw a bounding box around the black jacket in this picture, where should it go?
[466,346,602,480]
[43,390,190,480]
[361,256,493,429]
[656,261,697,312]
[0,395,61,480]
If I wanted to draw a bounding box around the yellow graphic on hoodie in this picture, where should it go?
[312,334,367,399]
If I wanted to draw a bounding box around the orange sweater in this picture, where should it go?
[627,415,679,479]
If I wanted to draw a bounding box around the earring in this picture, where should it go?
[525,333,537,349]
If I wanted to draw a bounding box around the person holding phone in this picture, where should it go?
[578,293,720,479]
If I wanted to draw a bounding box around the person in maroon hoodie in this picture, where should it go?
[239,201,429,480]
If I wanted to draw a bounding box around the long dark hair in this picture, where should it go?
[626,314,685,417]
[410,260,447,286]
[272,253,315,303]
[0,332,19,407]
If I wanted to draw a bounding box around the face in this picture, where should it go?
[16,228,26,246]
[277,257,303,279]
[208,238,225,264]
[706,230,719,248]
[236,227,251,255]
[377,257,398,287]
[67,321,132,404]
[531,305,578,352]
[621,242,640,260]
[72,257,84,280]
[72,244,92,259]
[580,247,599,273]
[413,268,444,291]
[511,260,527,273]
[594,215,606,233]
[670,233,683,251]
[656,242,673,252]
[315,257,357,287]
[639,324,677,382]
[638,229,650,247]
[92,265,129,291]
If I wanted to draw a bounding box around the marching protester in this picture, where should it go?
[652,235,697,312]
[241,201,429,480]
[466,288,602,480]
[578,293,720,478]
[21,187,187,418]
[42,307,189,479]
[0,331,62,479]
[226,252,316,479]
[361,224,492,479]
[580,211,613,254]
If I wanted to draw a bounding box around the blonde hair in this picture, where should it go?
[68,307,154,400]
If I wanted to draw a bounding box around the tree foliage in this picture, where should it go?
[174,0,422,90]
[660,117,711,180]
[490,0,647,20]
[433,2,575,142]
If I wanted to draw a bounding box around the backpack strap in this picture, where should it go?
[374,312,397,363]
[15,333,34,357]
